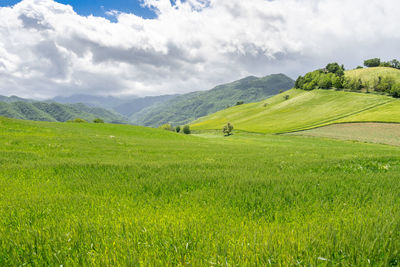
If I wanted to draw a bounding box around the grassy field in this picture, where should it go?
[346,67,400,85]
[1,116,400,265]
[287,122,400,146]
[191,89,398,133]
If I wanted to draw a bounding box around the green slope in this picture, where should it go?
[346,67,400,85]
[191,89,397,133]
[0,101,127,123]
[337,100,400,123]
[130,74,294,127]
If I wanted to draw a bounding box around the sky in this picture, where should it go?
[0,0,399,99]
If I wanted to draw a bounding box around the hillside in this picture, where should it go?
[191,89,399,133]
[113,95,178,117]
[0,101,127,123]
[346,67,400,85]
[130,74,294,127]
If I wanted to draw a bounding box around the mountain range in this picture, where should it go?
[0,97,126,123]
[0,73,294,126]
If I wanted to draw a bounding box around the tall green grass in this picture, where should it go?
[1,117,400,265]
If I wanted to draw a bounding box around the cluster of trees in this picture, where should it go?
[294,63,346,90]
[364,58,400,69]
[343,76,400,96]
[295,62,400,98]
[160,123,191,134]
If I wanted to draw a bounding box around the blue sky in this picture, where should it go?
[0,0,157,19]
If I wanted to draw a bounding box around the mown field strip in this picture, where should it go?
[286,122,400,146]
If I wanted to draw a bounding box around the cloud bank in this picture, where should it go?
[0,0,399,98]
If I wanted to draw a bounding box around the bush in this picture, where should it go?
[68,118,87,123]
[375,76,395,92]
[175,126,181,133]
[283,95,290,100]
[236,101,244,106]
[93,118,104,123]
[223,123,234,136]
[390,83,400,98]
[182,125,191,134]
[159,123,174,131]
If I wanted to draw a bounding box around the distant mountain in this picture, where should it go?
[51,94,136,109]
[130,73,295,127]
[0,95,33,103]
[51,94,177,118]
[113,95,178,117]
[0,101,126,123]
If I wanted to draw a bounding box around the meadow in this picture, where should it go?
[1,116,400,265]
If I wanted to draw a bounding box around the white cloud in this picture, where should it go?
[0,0,399,98]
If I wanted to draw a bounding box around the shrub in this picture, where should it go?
[93,118,104,123]
[375,76,395,93]
[390,83,400,98]
[159,123,174,131]
[236,101,244,106]
[68,118,87,123]
[182,125,191,134]
[223,123,234,136]
[175,126,181,133]
[284,95,290,100]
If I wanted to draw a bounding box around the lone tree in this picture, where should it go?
[183,125,191,134]
[175,126,181,133]
[223,122,234,136]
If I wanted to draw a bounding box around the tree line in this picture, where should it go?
[363,58,400,69]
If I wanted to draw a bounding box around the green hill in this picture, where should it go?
[191,89,400,133]
[346,67,400,85]
[130,74,294,127]
[0,101,127,123]
[192,67,400,133]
